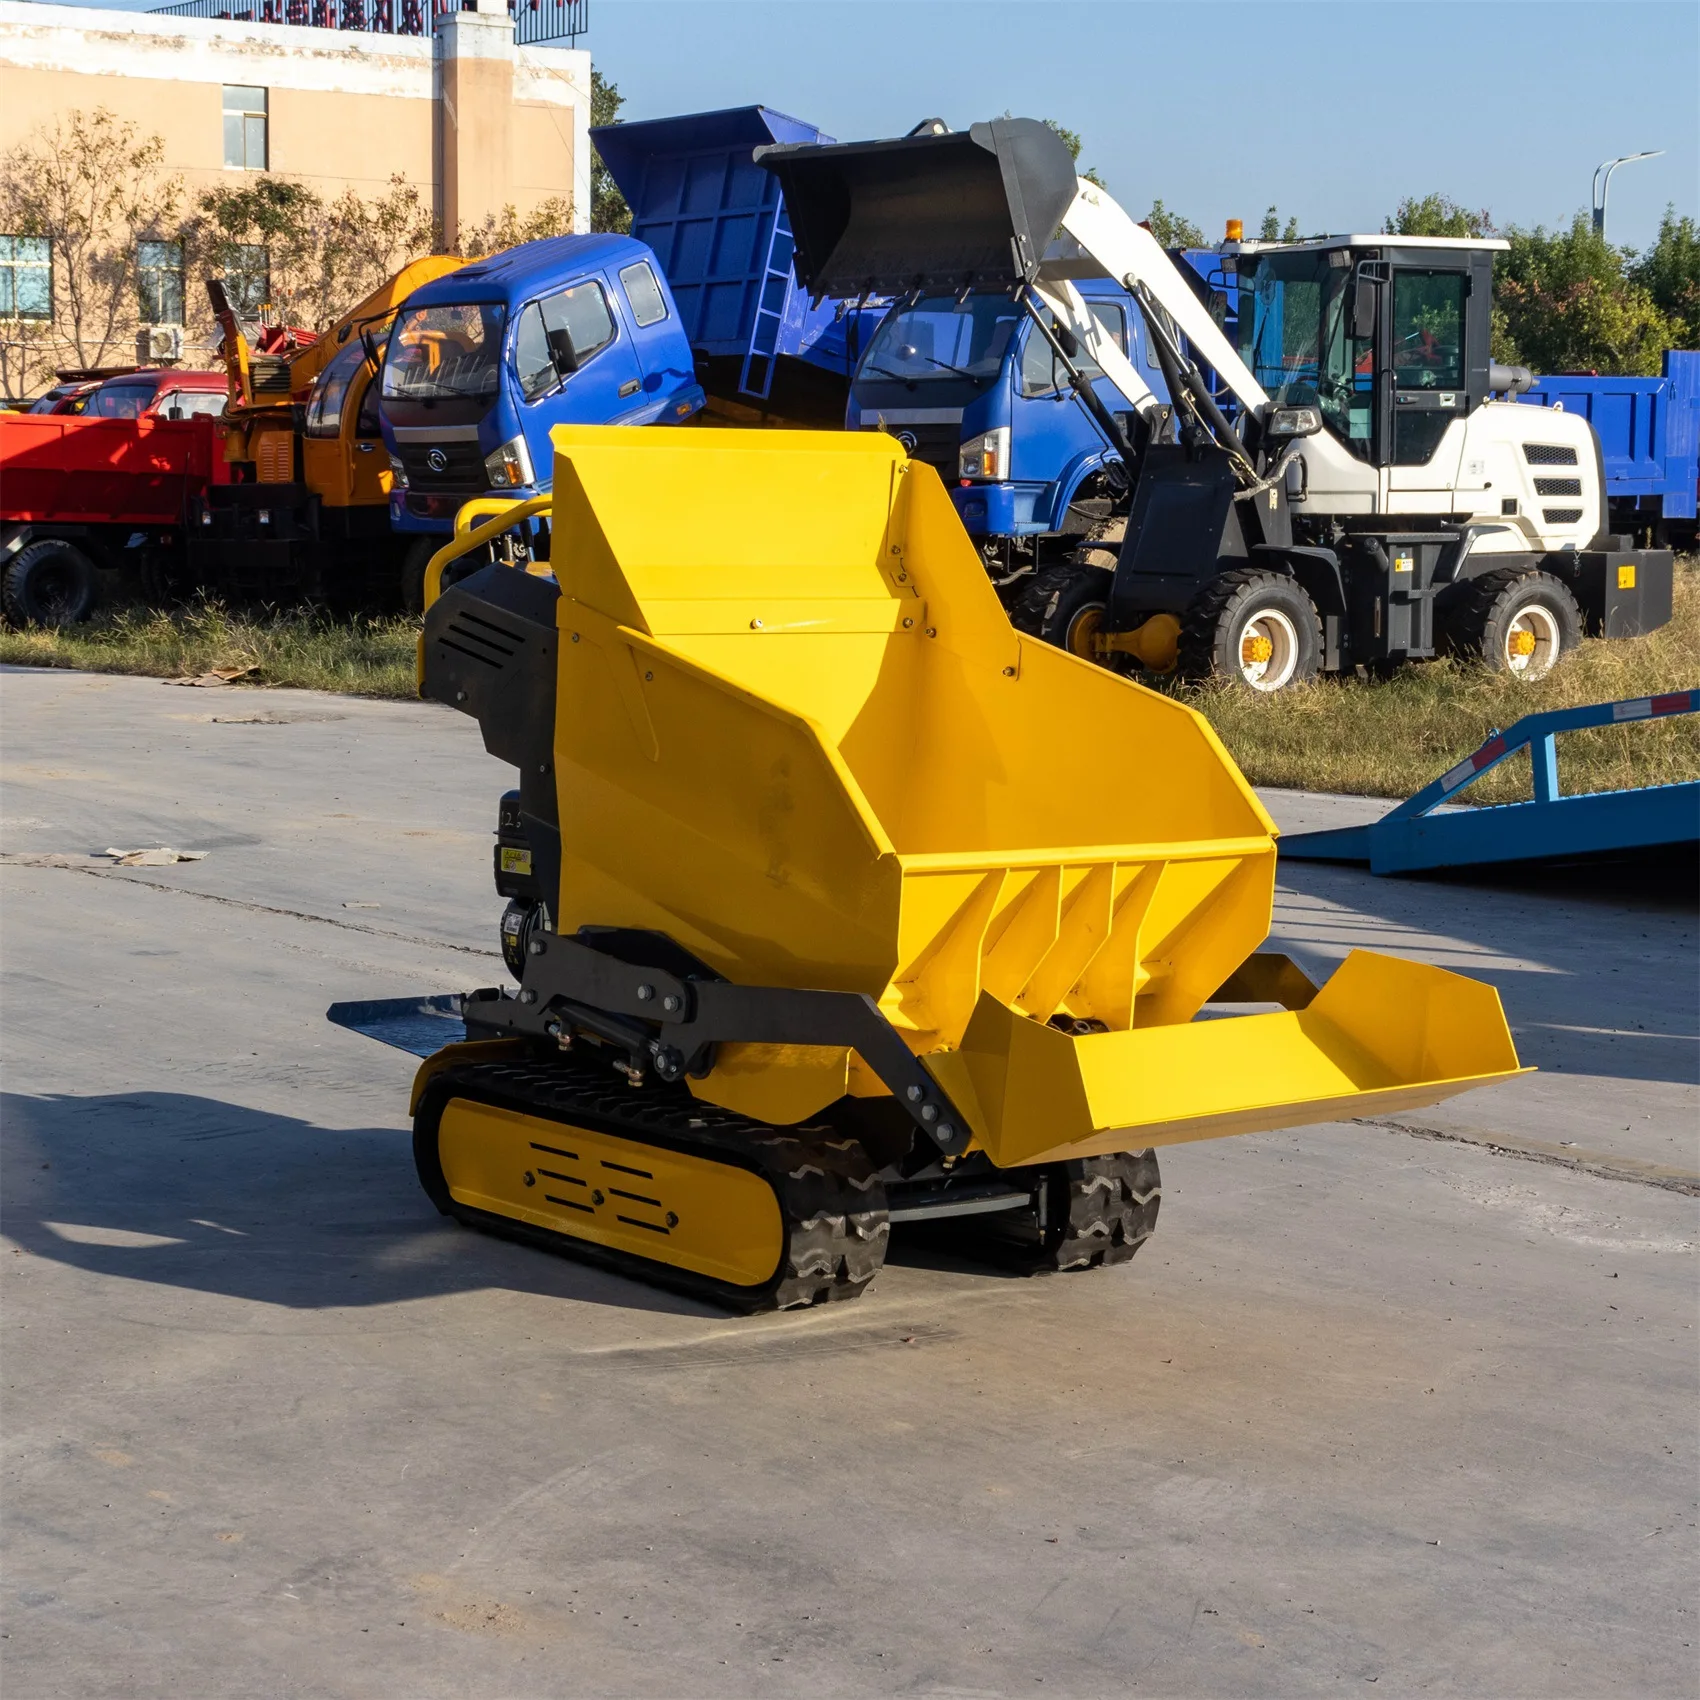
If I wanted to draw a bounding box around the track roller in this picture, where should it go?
[414,1055,888,1313]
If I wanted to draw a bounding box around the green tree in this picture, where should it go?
[1631,206,1700,350]
[1041,118,1104,189]
[590,70,631,234]
[1384,193,1494,239]
[1496,212,1675,375]
[1259,206,1299,242]
[0,107,185,394]
[1143,198,1205,249]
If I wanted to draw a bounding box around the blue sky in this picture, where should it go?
[47,0,1700,249]
[589,1,1697,251]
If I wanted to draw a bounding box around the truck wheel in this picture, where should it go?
[1180,568,1321,691]
[1443,568,1580,681]
[399,537,436,616]
[3,539,99,627]
[1008,564,1114,660]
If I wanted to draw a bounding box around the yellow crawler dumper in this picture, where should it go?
[330,426,1524,1311]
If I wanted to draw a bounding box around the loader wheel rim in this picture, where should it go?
[1065,603,1105,660]
[1503,604,1560,678]
[1236,607,1299,690]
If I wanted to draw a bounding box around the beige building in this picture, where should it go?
[0,0,590,383]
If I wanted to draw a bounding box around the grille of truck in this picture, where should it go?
[397,441,486,491]
[868,421,960,478]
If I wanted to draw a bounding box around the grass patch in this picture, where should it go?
[0,601,419,699]
[1173,558,1700,802]
[2,564,1696,802]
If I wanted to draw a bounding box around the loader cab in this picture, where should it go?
[301,336,388,508]
[1234,237,1503,473]
[379,234,706,535]
[844,280,1168,544]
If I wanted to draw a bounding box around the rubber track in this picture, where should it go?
[416,1055,889,1313]
[1046,1151,1162,1271]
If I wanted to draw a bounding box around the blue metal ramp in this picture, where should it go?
[1279,691,1699,874]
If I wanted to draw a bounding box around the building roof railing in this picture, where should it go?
[144,0,588,48]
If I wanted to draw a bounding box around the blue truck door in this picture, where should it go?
[1009,299,1137,528]
[512,274,647,443]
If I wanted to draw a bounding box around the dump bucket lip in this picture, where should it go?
[755,116,1080,297]
[896,836,1275,873]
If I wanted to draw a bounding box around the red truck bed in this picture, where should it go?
[1,413,227,527]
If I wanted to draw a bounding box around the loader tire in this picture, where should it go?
[1441,567,1579,681]
[1179,568,1321,691]
[3,538,99,627]
[414,1054,888,1313]
[1008,563,1114,661]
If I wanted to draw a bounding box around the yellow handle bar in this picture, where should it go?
[423,492,553,609]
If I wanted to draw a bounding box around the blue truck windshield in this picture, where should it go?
[859,294,1021,389]
[383,303,507,402]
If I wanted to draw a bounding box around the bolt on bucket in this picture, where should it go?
[537,425,1523,1158]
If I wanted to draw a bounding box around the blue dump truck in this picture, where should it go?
[841,281,1174,578]
[1514,351,1699,549]
[590,104,886,425]
[379,232,705,603]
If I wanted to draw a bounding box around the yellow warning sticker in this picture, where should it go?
[1617,564,1636,590]
[1394,553,1414,573]
[500,847,533,875]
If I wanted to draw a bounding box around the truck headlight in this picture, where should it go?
[958,427,1009,481]
[388,454,408,489]
[484,436,534,490]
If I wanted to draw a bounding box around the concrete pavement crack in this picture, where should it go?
[1361,1116,1700,1195]
[1,856,497,960]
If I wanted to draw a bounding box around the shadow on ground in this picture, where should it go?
[1,1090,1047,1314]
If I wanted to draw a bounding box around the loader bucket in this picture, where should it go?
[535,426,1523,1153]
[754,117,1079,296]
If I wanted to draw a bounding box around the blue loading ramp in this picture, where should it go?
[1279,691,1700,874]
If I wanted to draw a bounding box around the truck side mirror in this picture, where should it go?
[1351,278,1376,341]
[546,327,579,376]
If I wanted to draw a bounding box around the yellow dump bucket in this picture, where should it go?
[536,425,1522,1157]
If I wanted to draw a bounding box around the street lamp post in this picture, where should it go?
[1592,151,1665,239]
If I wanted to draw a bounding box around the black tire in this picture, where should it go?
[399,535,436,617]
[2,538,99,627]
[1441,567,1580,681]
[1179,568,1321,690]
[1008,563,1115,660]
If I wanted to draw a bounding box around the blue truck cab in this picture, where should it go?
[844,280,1170,563]
[379,233,704,538]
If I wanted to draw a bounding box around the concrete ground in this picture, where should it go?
[3,666,1696,1699]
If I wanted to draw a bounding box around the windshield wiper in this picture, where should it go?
[905,351,982,381]
[861,364,916,383]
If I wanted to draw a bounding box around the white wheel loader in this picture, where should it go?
[758,118,1674,688]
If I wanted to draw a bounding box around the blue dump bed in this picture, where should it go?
[590,105,883,415]
[1516,350,1698,524]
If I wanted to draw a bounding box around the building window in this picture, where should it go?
[223,86,268,170]
[138,240,184,325]
[224,245,270,317]
[0,236,52,320]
